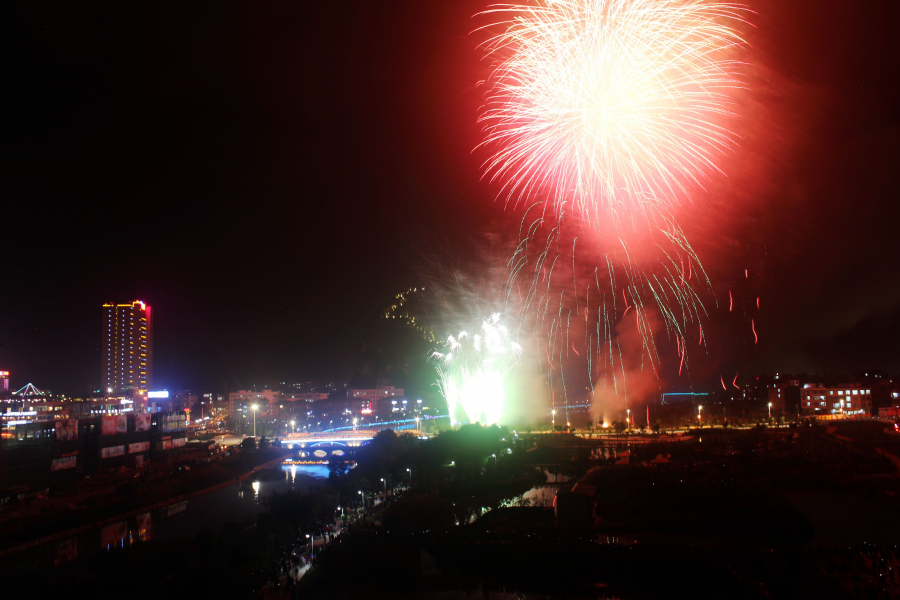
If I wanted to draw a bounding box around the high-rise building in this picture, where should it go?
[102,301,152,396]
[0,371,8,392]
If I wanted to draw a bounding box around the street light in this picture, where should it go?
[626,408,631,429]
[290,420,295,434]
[406,468,412,488]
[698,405,703,427]
[768,402,772,420]
[551,409,556,430]
[380,477,386,501]
[252,404,259,438]
[305,533,312,557]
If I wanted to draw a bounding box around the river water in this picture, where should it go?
[1,464,330,574]
[3,465,573,574]
[153,464,330,542]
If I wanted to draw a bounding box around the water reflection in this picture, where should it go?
[136,512,152,542]
[7,465,333,572]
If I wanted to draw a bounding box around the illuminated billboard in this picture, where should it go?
[148,390,169,399]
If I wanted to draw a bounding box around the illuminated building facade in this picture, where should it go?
[347,386,404,403]
[282,392,329,403]
[102,301,152,397]
[0,371,8,392]
[801,384,871,416]
[347,386,405,415]
[229,389,281,416]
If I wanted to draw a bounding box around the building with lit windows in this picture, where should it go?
[767,378,801,413]
[229,389,281,416]
[801,384,871,416]
[102,301,152,397]
[282,392,330,403]
[347,386,404,403]
[0,371,8,393]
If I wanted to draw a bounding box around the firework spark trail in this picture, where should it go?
[432,312,523,426]
[474,0,751,421]
[477,0,749,228]
[508,212,711,414]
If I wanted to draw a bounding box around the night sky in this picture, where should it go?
[2,0,898,394]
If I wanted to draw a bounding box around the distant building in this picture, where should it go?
[0,371,8,392]
[767,379,801,412]
[197,392,225,419]
[229,389,281,416]
[347,386,404,416]
[347,386,404,403]
[282,392,329,403]
[102,301,152,397]
[801,384,872,416]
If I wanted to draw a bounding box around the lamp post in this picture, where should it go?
[406,468,412,488]
[357,490,364,510]
[290,420,295,434]
[415,416,420,432]
[551,409,556,430]
[305,533,312,557]
[252,404,258,438]
[698,405,703,428]
[380,478,386,502]
[626,408,631,430]
[768,402,772,420]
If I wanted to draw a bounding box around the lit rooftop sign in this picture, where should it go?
[148,391,169,399]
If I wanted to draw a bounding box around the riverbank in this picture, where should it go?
[0,447,291,558]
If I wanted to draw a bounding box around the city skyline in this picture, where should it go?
[1,0,898,395]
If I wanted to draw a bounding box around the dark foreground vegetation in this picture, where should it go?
[4,420,900,599]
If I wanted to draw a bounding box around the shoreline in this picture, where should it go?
[0,450,291,560]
